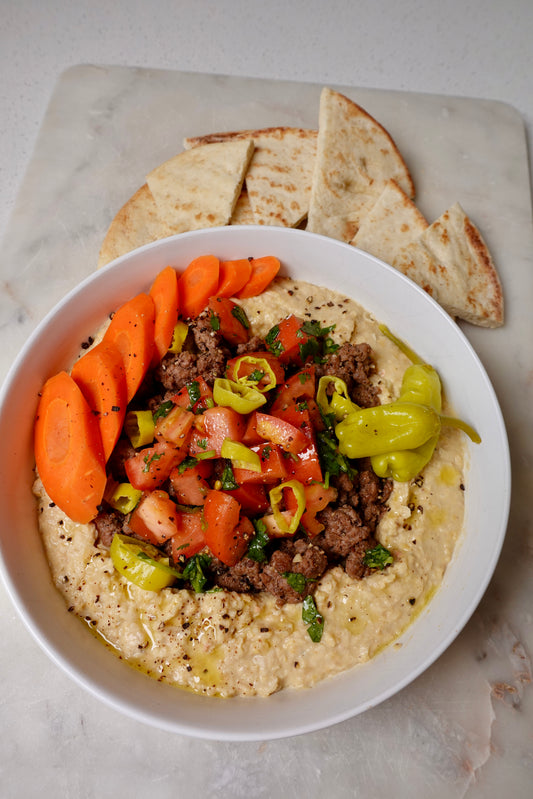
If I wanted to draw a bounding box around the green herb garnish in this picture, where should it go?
[282,571,307,593]
[182,553,212,593]
[363,543,394,570]
[186,380,201,409]
[231,304,251,329]
[152,400,174,422]
[209,312,221,331]
[220,460,239,491]
[246,519,270,563]
[142,452,163,472]
[301,320,336,338]
[302,595,324,642]
[265,324,284,357]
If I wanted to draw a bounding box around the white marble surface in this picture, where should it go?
[1,4,533,798]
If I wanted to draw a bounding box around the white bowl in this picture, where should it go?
[0,226,510,740]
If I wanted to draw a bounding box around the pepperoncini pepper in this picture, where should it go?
[334,325,480,482]
[316,375,359,421]
[212,377,267,414]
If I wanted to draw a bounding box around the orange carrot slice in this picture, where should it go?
[70,340,128,462]
[149,265,179,365]
[34,371,107,523]
[102,292,155,402]
[236,256,281,299]
[178,254,220,319]
[217,259,253,298]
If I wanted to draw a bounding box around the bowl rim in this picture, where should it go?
[0,225,511,740]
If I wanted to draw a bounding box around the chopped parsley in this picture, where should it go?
[316,427,357,485]
[142,452,162,472]
[209,312,221,331]
[186,380,201,409]
[231,304,250,329]
[152,400,174,422]
[246,519,270,563]
[265,324,284,357]
[363,543,394,570]
[302,595,324,642]
[282,572,307,593]
[182,553,212,593]
[177,456,200,474]
[220,460,239,491]
[248,369,266,383]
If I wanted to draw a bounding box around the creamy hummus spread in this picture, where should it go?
[34,278,466,697]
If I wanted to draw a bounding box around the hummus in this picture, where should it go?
[34,278,466,697]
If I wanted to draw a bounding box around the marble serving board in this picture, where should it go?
[1,65,533,797]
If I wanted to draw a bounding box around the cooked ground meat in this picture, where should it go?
[156,350,198,392]
[319,341,380,407]
[94,509,125,548]
[99,301,394,604]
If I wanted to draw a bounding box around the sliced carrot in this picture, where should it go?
[217,259,253,298]
[178,255,220,319]
[34,371,107,524]
[102,292,155,402]
[70,340,128,462]
[236,256,281,299]
[149,266,179,365]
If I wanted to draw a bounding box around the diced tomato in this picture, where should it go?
[223,482,270,513]
[170,509,206,560]
[125,441,186,491]
[208,297,250,346]
[188,406,246,457]
[242,411,265,446]
[171,376,214,414]
[203,490,251,566]
[285,441,323,484]
[129,489,179,544]
[233,442,288,484]
[154,404,194,447]
[255,412,307,455]
[225,351,285,389]
[266,315,315,366]
[270,366,316,413]
[169,462,211,505]
[285,482,337,536]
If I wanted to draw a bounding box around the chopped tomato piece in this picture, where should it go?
[208,296,250,346]
[154,404,194,448]
[225,351,285,388]
[285,482,337,536]
[124,441,186,491]
[222,482,270,513]
[233,442,288,484]
[270,366,316,413]
[169,462,211,505]
[203,490,251,566]
[171,376,214,414]
[170,509,206,560]
[242,411,265,446]
[188,406,246,457]
[272,402,323,484]
[265,315,314,366]
[255,412,307,454]
[129,489,179,545]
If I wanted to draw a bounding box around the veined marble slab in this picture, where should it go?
[1,66,532,798]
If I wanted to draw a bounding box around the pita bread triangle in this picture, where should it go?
[146,138,254,233]
[393,203,504,327]
[184,127,317,228]
[97,183,175,269]
[351,179,428,263]
[307,88,415,242]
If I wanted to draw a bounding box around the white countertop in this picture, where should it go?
[1,3,532,798]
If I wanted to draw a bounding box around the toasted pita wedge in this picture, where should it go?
[307,88,415,242]
[393,203,503,327]
[97,183,175,269]
[351,180,428,263]
[146,139,254,233]
[230,189,256,225]
[185,128,317,228]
